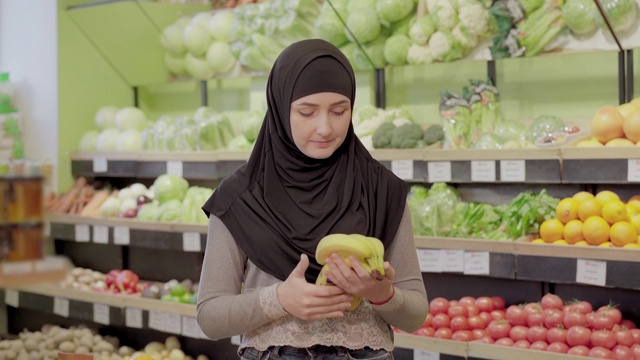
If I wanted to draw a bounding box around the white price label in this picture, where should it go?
[500,160,526,182]
[125,308,143,329]
[93,225,109,244]
[93,303,110,325]
[74,224,90,242]
[53,297,70,317]
[93,156,108,173]
[416,249,443,273]
[576,259,607,287]
[5,289,19,307]
[182,316,201,338]
[391,160,414,180]
[471,160,496,182]
[2,261,32,275]
[231,335,242,346]
[164,312,182,335]
[628,159,640,182]
[428,161,452,183]
[113,226,130,245]
[442,250,465,272]
[414,349,440,360]
[167,161,184,178]
[183,232,202,252]
[148,310,165,331]
[463,251,490,275]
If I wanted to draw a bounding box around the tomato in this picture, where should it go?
[492,296,506,310]
[467,315,486,330]
[527,326,548,343]
[505,305,528,326]
[541,293,564,310]
[487,320,512,340]
[563,311,587,328]
[459,296,476,306]
[432,313,451,329]
[466,304,480,317]
[452,330,474,342]
[421,313,433,328]
[524,302,543,314]
[589,346,615,359]
[475,336,494,344]
[448,304,468,318]
[612,345,633,360]
[490,310,506,321]
[615,328,635,347]
[630,329,640,345]
[593,312,618,330]
[478,311,491,325]
[527,311,545,327]
[414,327,435,337]
[598,305,623,325]
[567,325,592,347]
[529,340,548,351]
[450,315,469,332]
[567,345,590,356]
[547,326,567,344]
[592,330,617,349]
[509,325,529,342]
[546,342,569,353]
[434,327,452,339]
[621,319,637,329]
[543,308,564,329]
[512,340,530,349]
[429,297,449,315]
[472,329,488,340]
[475,296,494,313]
[495,338,514,346]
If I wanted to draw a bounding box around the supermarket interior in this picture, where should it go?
[2,0,640,359]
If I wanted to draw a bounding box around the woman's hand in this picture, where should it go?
[277,254,354,320]
[324,253,395,304]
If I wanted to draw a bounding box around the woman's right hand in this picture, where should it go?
[276,254,354,320]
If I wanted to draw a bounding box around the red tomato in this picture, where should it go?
[448,304,468,318]
[429,297,449,315]
[459,296,476,306]
[512,340,530,349]
[505,305,528,326]
[527,311,546,327]
[632,344,640,358]
[452,330,474,342]
[630,329,640,345]
[567,345,590,356]
[466,304,480,317]
[467,315,486,330]
[421,313,433,328]
[495,338,514,346]
[471,329,488,340]
[529,340,548,351]
[589,346,615,359]
[487,320,512,340]
[527,326,548,343]
[475,296,494,313]
[543,308,564,329]
[414,327,435,337]
[592,330,618,350]
[475,336,494,344]
[546,342,569,353]
[434,327,452,339]
[540,293,564,310]
[615,328,635,347]
[491,296,506,310]
[567,326,592,347]
[598,305,623,325]
[432,313,451,329]
[621,319,637,329]
[563,311,587,328]
[490,310,506,321]
[593,312,618,331]
[450,315,469,332]
[524,302,543,314]
[612,345,633,360]
[509,325,529,342]
[547,326,567,344]
[478,311,491,324]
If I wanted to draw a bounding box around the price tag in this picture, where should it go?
[93,156,108,173]
[183,232,202,252]
[164,312,182,334]
[442,250,465,272]
[500,160,526,182]
[471,160,496,182]
[428,161,452,183]
[93,225,109,244]
[231,335,242,346]
[463,251,490,275]
[148,310,165,331]
[5,289,19,308]
[93,303,110,325]
[576,259,607,287]
[416,249,443,273]
[628,159,640,182]
[167,161,184,178]
[2,261,32,275]
[74,224,90,242]
[125,308,143,329]
[113,226,130,245]
[53,297,70,317]
[182,316,200,338]
[391,160,414,180]
[414,349,440,360]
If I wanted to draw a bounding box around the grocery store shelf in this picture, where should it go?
[0,256,72,287]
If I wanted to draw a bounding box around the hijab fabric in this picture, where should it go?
[202,39,408,282]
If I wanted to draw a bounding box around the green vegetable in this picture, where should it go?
[383,34,413,66]
[594,0,638,33]
[561,0,597,35]
[372,122,396,149]
[391,123,424,148]
[423,124,444,145]
[153,174,189,204]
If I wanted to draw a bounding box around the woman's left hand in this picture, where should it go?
[323,253,395,304]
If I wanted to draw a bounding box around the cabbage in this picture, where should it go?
[160,24,187,55]
[383,35,412,66]
[185,53,214,80]
[529,115,566,141]
[376,0,414,24]
[115,107,147,132]
[96,129,120,152]
[353,36,387,70]
[472,133,505,149]
[137,203,160,221]
[157,199,183,222]
[79,130,99,151]
[183,22,212,56]
[346,8,381,44]
[208,10,236,43]
[153,174,189,204]
[494,121,529,141]
[561,0,597,35]
[594,0,638,33]
[116,129,143,152]
[409,15,436,45]
[95,106,119,130]
[164,53,187,75]
[205,41,237,74]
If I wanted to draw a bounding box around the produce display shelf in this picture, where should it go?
[0,256,72,287]
[560,147,640,184]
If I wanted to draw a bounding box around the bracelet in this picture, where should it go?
[369,285,395,306]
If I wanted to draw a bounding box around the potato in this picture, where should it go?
[58,341,76,353]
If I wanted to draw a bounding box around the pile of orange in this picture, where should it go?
[533,190,640,249]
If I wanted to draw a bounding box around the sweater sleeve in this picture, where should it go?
[196,216,288,340]
[369,205,429,333]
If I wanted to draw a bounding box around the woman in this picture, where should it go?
[198,39,428,360]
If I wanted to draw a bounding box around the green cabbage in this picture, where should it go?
[561,0,597,35]
[153,174,189,204]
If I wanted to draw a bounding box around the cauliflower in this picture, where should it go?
[429,0,458,30]
[407,43,434,65]
[457,0,490,37]
[428,30,465,62]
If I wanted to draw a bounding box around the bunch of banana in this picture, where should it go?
[314,233,385,311]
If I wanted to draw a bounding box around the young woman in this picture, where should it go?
[198,39,428,359]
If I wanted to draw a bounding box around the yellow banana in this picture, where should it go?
[315,234,372,265]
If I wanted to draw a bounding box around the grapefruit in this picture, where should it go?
[591,105,625,144]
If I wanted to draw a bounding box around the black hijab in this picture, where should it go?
[202,39,408,282]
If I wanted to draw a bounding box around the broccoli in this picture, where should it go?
[423,124,444,145]
[372,122,396,149]
[391,123,424,149]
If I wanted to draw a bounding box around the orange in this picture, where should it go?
[599,242,614,247]
[578,198,602,221]
[563,220,584,244]
[623,243,640,249]
[540,219,565,243]
[572,191,595,203]
[609,221,637,247]
[595,190,621,205]
[583,216,610,245]
[553,239,568,245]
[574,240,589,246]
[556,198,579,224]
[602,200,628,224]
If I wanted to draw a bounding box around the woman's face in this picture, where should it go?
[290,92,352,159]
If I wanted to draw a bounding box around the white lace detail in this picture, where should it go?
[259,284,288,320]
